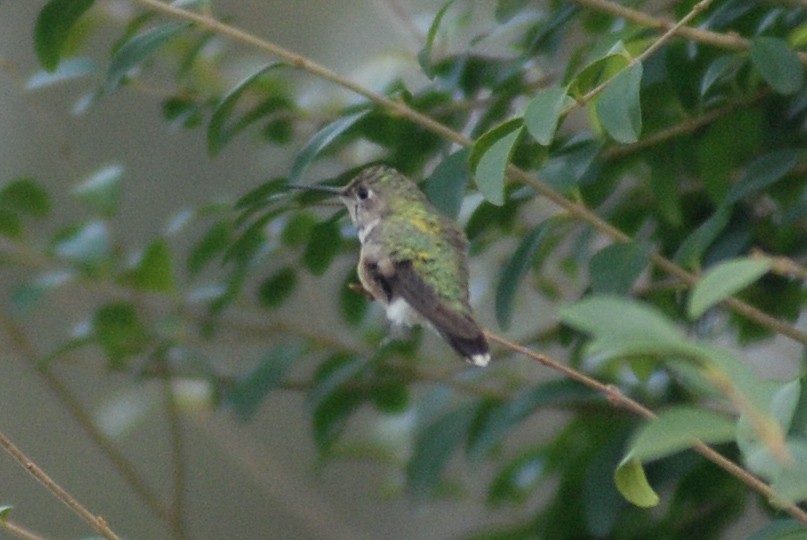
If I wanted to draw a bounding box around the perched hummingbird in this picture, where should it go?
[291,165,490,366]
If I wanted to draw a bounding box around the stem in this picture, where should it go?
[162,374,189,540]
[0,519,47,540]
[129,0,807,347]
[0,431,123,540]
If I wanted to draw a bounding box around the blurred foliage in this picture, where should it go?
[5,0,807,538]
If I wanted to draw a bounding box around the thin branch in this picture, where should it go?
[483,330,807,527]
[0,519,47,540]
[129,0,807,347]
[0,431,123,540]
[0,313,173,530]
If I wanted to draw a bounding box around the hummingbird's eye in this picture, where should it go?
[356,186,370,200]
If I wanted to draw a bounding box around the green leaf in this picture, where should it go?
[0,209,22,238]
[673,205,731,269]
[418,0,457,78]
[72,164,123,217]
[425,149,469,219]
[495,221,552,330]
[227,344,300,420]
[106,22,191,91]
[688,257,772,319]
[52,220,111,269]
[487,448,545,507]
[614,457,659,508]
[628,406,736,463]
[471,118,523,206]
[340,270,369,327]
[725,149,801,205]
[468,380,598,460]
[567,42,630,98]
[596,63,643,143]
[313,388,366,451]
[289,110,369,183]
[303,219,342,276]
[35,0,95,71]
[93,302,148,368]
[187,220,231,276]
[559,295,694,358]
[407,404,478,500]
[257,266,297,308]
[750,37,804,95]
[26,57,96,89]
[207,63,287,156]
[126,239,175,293]
[589,241,650,295]
[0,505,12,522]
[524,85,569,146]
[0,178,51,218]
[11,271,73,314]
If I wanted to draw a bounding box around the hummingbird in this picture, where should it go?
[291,165,490,366]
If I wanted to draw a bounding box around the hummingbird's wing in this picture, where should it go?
[380,259,489,365]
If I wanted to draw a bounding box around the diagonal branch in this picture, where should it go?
[129,0,807,346]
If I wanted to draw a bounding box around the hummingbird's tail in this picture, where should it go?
[444,331,490,367]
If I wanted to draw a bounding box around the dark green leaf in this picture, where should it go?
[525,85,569,146]
[93,302,148,368]
[207,63,287,155]
[280,212,317,247]
[488,448,545,507]
[72,164,123,217]
[407,404,478,500]
[106,22,191,91]
[471,118,523,206]
[340,270,369,326]
[52,220,111,268]
[0,178,51,218]
[35,0,95,71]
[187,220,231,276]
[469,380,598,460]
[726,149,801,205]
[596,63,643,143]
[26,57,96,89]
[257,266,297,308]
[0,505,12,522]
[688,257,772,319]
[289,110,369,183]
[589,241,650,295]
[614,457,659,508]
[418,0,457,78]
[313,388,366,451]
[303,219,343,275]
[567,44,630,99]
[307,353,366,412]
[425,149,470,219]
[750,37,804,95]
[10,271,72,314]
[125,239,175,293]
[0,209,22,238]
[673,205,731,269]
[495,221,552,329]
[227,344,300,420]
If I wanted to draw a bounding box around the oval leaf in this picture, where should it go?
[417,0,457,79]
[35,0,95,71]
[495,220,552,329]
[126,239,176,293]
[226,344,301,420]
[688,257,772,319]
[614,457,659,508]
[0,178,51,218]
[72,164,123,217]
[589,241,650,295]
[289,110,369,183]
[106,22,191,91]
[726,149,802,205]
[425,149,470,219]
[303,219,343,275]
[525,85,569,146]
[258,266,297,308]
[596,62,643,143]
[750,37,804,95]
[471,119,523,206]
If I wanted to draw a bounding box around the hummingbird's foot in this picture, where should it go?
[348,282,375,300]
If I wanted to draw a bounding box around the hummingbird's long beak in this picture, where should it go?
[287,184,341,196]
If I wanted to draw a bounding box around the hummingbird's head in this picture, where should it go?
[339,165,424,230]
